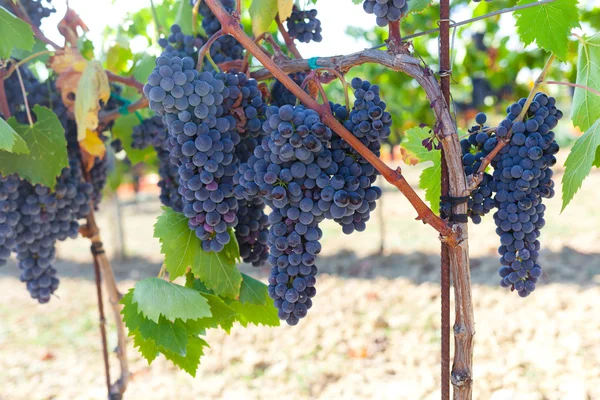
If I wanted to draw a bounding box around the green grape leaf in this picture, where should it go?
[132,53,156,84]
[154,207,203,280]
[239,274,268,305]
[401,127,441,213]
[594,146,600,168]
[11,39,50,63]
[162,336,208,377]
[191,229,242,299]
[0,106,67,189]
[249,0,278,37]
[561,118,600,210]
[112,114,155,165]
[131,329,160,364]
[227,296,280,327]
[514,0,580,61]
[0,117,28,154]
[174,0,194,35]
[419,162,441,214]
[408,0,433,14]
[184,292,239,334]
[352,0,362,4]
[571,33,600,131]
[138,316,189,357]
[78,36,95,60]
[121,291,161,364]
[0,6,35,59]
[131,278,212,323]
[156,211,241,299]
[121,291,188,356]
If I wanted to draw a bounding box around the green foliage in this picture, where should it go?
[0,6,35,59]
[408,0,433,14]
[401,127,442,213]
[121,270,278,376]
[0,117,28,154]
[561,118,600,210]
[571,33,600,131]
[10,39,50,63]
[154,207,205,280]
[154,207,242,298]
[239,274,268,305]
[515,0,580,61]
[112,114,155,165]
[132,278,212,323]
[121,290,210,376]
[190,228,242,299]
[0,106,67,189]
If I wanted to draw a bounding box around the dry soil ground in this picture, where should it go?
[1,163,600,400]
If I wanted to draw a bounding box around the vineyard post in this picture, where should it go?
[439,0,452,398]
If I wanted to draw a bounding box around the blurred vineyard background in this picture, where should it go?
[1,0,600,399]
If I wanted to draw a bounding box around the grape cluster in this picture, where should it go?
[270,72,306,107]
[0,175,21,268]
[362,0,409,27]
[324,77,387,233]
[132,117,183,211]
[14,156,93,303]
[286,8,323,43]
[493,93,561,297]
[0,0,55,27]
[195,0,235,36]
[457,112,497,224]
[145,49,273,251]
[132,116,168,149]
[234,124,270,266]
[235,105,329,324]
[158,24,204,60]
[235,198,269,266]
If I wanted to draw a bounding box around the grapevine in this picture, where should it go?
[0,0,594,399]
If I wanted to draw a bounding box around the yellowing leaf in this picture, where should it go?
[49,47,87,74]
[250,0,278,37]
[50,47,88,112]
[75,60,110,141]
[277,0,294,21]
[80,129,106,157]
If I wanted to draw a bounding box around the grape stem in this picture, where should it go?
[15,65,34,126]
[316,67,351,112]
[3,51,55,80]
[150,0,166,39]
[276,15,302,59]
[545,81,600,97]
[203,0,460,243]
[387,20,407,55]
[192,0,202,36]
[105,71,145,92]
[196,30,225,71]
[471,54,556,189]
[98,97,149,124]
